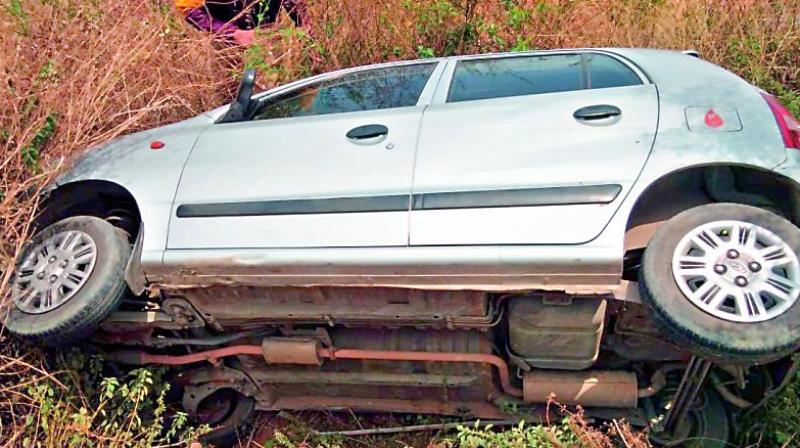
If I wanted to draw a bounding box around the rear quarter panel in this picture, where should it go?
[597,49,788,243]
[614,48,786,172]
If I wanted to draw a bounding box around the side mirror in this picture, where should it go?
[220,69,257,123]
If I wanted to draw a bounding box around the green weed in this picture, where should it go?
[17,349,207,447]
[417,45,436,58]
[456,419,582,448]
[6,0,29,34]
[21,114,57,172]
[738,364,800,447]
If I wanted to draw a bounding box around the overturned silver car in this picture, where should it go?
[7,48,800,446]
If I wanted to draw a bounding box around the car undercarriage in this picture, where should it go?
[91,285,797,445]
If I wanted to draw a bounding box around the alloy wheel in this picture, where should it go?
[12,230,98,314]
[671,220,800,323]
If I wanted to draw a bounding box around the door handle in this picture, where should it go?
[346,124,389,145]
[573,105,622,126]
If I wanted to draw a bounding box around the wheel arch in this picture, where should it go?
[624,163,800,252]
[36,179,146,294]
[37,180,140,231]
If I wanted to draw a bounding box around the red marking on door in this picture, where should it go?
[704,109,724,128]
[150,141,165,150]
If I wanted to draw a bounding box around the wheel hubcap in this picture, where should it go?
[671,220,800,323]
[12,230,97,314]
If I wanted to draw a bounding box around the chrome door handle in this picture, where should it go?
[573,105,622,126]
[346,124,389,145]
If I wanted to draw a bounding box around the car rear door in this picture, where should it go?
[410,51,658,245]
[169,61,443,249]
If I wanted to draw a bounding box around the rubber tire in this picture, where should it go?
[639,203,800,364]
[4,216,130,347]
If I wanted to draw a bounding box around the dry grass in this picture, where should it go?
[296,0,800,88]
[0,0,799,446]
[0,1,233,445]
[0,0,235,291]
[235,405,651,448]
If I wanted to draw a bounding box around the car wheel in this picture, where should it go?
[648,387,729,448]
[4,216,130,347]
[640,203,800,363]
[195,389,256,447]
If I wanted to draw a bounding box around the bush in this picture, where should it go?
[0,341,207,446]
[738,365,800,448]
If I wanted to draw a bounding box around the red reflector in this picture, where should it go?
[761,92,800,150]
[150,141,165,150]
[704,109,724,128]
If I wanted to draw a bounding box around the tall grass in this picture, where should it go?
[0,0,232,288]
[284,0,800,108]
[0,0,799,446]
[1,1,232,446]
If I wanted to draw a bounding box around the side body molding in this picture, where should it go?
[175,184,622,218]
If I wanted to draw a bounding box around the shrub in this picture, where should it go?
[0,342,207,447]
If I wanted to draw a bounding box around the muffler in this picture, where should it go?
[262,338,322,365]
[523,370,638,408]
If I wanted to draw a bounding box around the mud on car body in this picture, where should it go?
[6,48,800,446]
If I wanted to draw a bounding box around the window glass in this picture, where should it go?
[253,63,436,120]
[448,54,582,103]
[586,54,641,89]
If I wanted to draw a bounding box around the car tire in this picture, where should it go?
[639,203,800,363]
[4,216,130,347]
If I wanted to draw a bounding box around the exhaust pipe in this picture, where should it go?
[106,339,524,397]
[522,370,638,408]
[107,339,640,407]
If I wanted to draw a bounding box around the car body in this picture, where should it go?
[48,47,797,295]
[14,48,800,445]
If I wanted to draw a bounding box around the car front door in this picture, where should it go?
[410,51,659,245]
[169,61,442,249]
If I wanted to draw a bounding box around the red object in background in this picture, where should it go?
[704,109,724,128]
[150,141,165,150]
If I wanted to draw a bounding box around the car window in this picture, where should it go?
[448,54,582,103]
[447,53,642,103]
[585,54,642,89]
[252,63,437,121]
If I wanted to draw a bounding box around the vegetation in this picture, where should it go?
[235,407,649,448]
[1,0,799,446]
[2,348,205,447]
[738,366,800,448]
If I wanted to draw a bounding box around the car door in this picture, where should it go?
[168,61,442,249]
[410,51,658,245]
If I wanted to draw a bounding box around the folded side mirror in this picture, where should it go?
[219,69,257,123]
